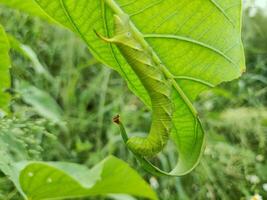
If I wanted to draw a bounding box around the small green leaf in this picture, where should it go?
[16,156,157,200]
[18,81,63,124]
[8,35,54,81]
[0,24,11,114]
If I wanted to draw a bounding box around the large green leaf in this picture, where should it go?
[15,155,157,200]
[34,0,245,175]
[0,24,11,114]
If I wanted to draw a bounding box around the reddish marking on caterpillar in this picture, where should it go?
[112,114,120,124]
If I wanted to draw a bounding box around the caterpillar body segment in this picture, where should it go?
[97,14,173,157]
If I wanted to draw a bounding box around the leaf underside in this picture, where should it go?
[0,25,11,113]
[34,0,245,175]
[16,156,157,200]
[0,0,55,23]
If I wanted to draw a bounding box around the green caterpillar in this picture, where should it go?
[96,14,173,157]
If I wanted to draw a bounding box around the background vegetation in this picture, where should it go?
[0,1,266,200]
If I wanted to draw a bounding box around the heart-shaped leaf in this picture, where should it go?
[0,24,11,114]
[34,0,245,175]
[15,156,157,200]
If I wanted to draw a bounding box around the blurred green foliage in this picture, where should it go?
[0,2,266,200]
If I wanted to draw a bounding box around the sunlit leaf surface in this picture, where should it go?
[34,0,245,175]
[0,0,55,22]
[0,25,11,113]
[16,156,157,200]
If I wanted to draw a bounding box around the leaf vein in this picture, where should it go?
[130,0,164,17]
[174,76,215,88]
[209,0,235,27]
[144,33,236,66]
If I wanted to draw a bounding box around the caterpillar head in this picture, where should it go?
[95,14,142,50]
[110,14,142,50]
